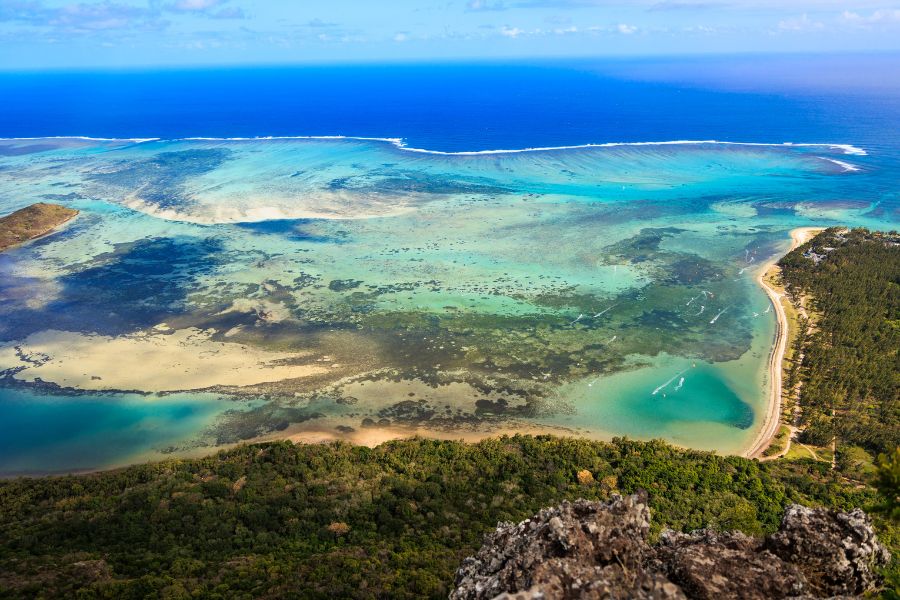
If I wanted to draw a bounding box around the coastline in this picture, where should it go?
[0,203,78,252]
[743,226,824,459]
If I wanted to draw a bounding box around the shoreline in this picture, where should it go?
[743,226,825,459]
[0,204,79,252]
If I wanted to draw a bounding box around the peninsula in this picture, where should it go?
[0,203,78,252]
[745,227,824,458]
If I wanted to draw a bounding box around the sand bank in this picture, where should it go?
[272,417,578,449]
[0,326,328,392]
[743,227,824,458]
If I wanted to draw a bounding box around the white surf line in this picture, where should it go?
[592,304,618,318]
[652,369,688,396]
[0,136,868,156]
[819,157,861,172]
[709,306,728,324]
[0,136,160,143]
[393,139,870,157]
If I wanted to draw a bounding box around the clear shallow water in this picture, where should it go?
[0,56,898,475]
[0,389,254,476]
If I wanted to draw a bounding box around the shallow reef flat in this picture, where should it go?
[0,137,894,473]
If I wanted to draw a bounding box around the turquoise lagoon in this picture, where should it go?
[0,136,895,474]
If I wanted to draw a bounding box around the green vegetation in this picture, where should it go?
[763,424,792,457]
[778,227,900,458]
[0,436,894,599]
[876,447,900,522]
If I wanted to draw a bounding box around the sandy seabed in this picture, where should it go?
[0,326,328,392]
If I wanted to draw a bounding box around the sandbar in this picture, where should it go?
[0,326,328,393]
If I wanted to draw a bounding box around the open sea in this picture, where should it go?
[0,54,898,475]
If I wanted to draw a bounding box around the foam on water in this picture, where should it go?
[0,135,869,157]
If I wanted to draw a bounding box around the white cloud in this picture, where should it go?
[617,23,637,34]
[776,13,823,31]
[172,0,221,10]
[683,24,718,33]
[500,25,523,37]
[393,31,408,42]
[466,0,507,11]
[840,9,900,27]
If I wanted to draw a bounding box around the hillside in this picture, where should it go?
[0,202,78,252]
[0,436,895,598]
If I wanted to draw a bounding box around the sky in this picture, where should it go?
[1,0,900,69]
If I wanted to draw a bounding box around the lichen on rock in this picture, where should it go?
[451,493,890,600]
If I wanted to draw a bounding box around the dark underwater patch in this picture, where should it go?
[664,256,722,285]
[234,218,345,243]
[327,169,513,196]
[377,399,436,424]
[208,403,324,445]
[40,192,85,202]
[570,197,714,228]
[328,279,363,292]
[0,143,59,156]
[0,236,223,340]
[87,148,231,210]
[752,200,797,217]
[604,227,686,257]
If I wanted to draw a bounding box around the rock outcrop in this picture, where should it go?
[0,202,78,252]
[451,492,890,600]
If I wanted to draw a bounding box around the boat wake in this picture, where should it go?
[709,307,728,324]
[652,369,688,396]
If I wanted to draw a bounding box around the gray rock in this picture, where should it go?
[451,495,890,600]
[767,504,891,597]
[655,529,806,599]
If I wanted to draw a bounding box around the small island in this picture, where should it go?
[0,202,78,252]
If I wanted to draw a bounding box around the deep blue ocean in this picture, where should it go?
[2,54,900,152]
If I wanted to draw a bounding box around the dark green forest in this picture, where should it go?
[779,227,900,458]
[0,436,896,599]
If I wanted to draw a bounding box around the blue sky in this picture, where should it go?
[2,0,900,69]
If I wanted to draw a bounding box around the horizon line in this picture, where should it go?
[2,48,900,74]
